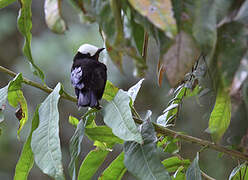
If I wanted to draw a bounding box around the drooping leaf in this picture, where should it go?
[127,78,144,104]
[14,105,40,180]
[7,74,28,136]
[124,120,171,180]
[85,126,123,145]
[186,153,202,180]
[69,119,86,180]
[128,0,177,35]
[103,90,143,144]
[207,87,231,142]
[100,152,126,180]
[44,0,67,34]
[193,1,217,54]
[160,31,200,87]
[78,148,109,180]
[0,0,16,8]
[235,0,248,25]
[102,80,119,102]
[162,156,190,173]
[17,0,45,82]
[31,83,65,180]
[229,163,248,180]
[215,22,247,88]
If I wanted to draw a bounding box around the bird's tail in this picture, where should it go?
[78,90,99,108]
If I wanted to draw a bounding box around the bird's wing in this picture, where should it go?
[90,64,107,99]
[71,67,84,89]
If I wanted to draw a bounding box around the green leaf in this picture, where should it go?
[100,152,126,180]
[215,22,247,87]
[7,74,28,136]
[186,153,201,180]
[193,1,217,54]
[235,0,248,25]
[127,78,144,104]
[103,90,143,144]
[78,148,109,180]
[69,115,79,127]
[229,163,248,180]
[17,0,45,82]
[44,0,67,34]
[102,80,119,101]
[14,105,40,180]
[128,0,177,35]
[162,156,190,173]
[31,83,64,180]
[85,126,123,145]
[0,0,16,8]
[207,87,231,142]
[124,120,171,180]
[69,119,86,180]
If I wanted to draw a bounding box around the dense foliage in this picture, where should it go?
[1,0,248,179]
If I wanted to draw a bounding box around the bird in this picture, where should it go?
[71,44,107,109]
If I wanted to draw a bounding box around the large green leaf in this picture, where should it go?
[14,105,40,180]
[215,22,247,88]
[0,0,16,8]
[31,83,64,180]
[102,80,119,102]
[186,153,202,180]
[78,148,109,180]
[100,152,126,180]
[17,0,45,82]
[44,0,67,34]
[103,90,143,144]
[7,74,28,136]
[207,87,231,142]
[128,0,177,35]
[85,126,123,145]
[124,120,171,180]
[69,119,86,180]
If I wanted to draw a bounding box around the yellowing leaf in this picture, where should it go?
[128,0,177,36]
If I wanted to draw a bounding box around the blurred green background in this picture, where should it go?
[0,1,243,179]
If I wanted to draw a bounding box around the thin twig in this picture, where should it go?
[201,170,216,180]
[1,65,248,162]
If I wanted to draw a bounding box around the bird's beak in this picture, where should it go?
[96,48,105,55]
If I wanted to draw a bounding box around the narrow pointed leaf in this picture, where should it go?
[69,115,79,128]
[31,83,64,180]
[229,163,248,180]
[103,90,142,143]
[207,87,231,142]
[127,78,144,104]
[44,0,67,34]
[85,126,123,145]
[186,153,202,180]
[0,86,8,122]
[100,152,126,180]
[78,149,109,180]
[17,0,45,82]
[0,0,16,8]
[14,105,40,180]
[162,156,190,173]
[124,120,171,180]
[69,119,86,180]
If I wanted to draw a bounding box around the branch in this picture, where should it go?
[1,65,248,162]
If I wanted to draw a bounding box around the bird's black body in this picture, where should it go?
[71,51,107,109]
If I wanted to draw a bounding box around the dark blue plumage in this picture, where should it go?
[71,45,106,109]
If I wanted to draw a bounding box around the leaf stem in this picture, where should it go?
[1,65,248,162]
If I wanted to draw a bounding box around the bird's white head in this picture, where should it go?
[77,44,99,56]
